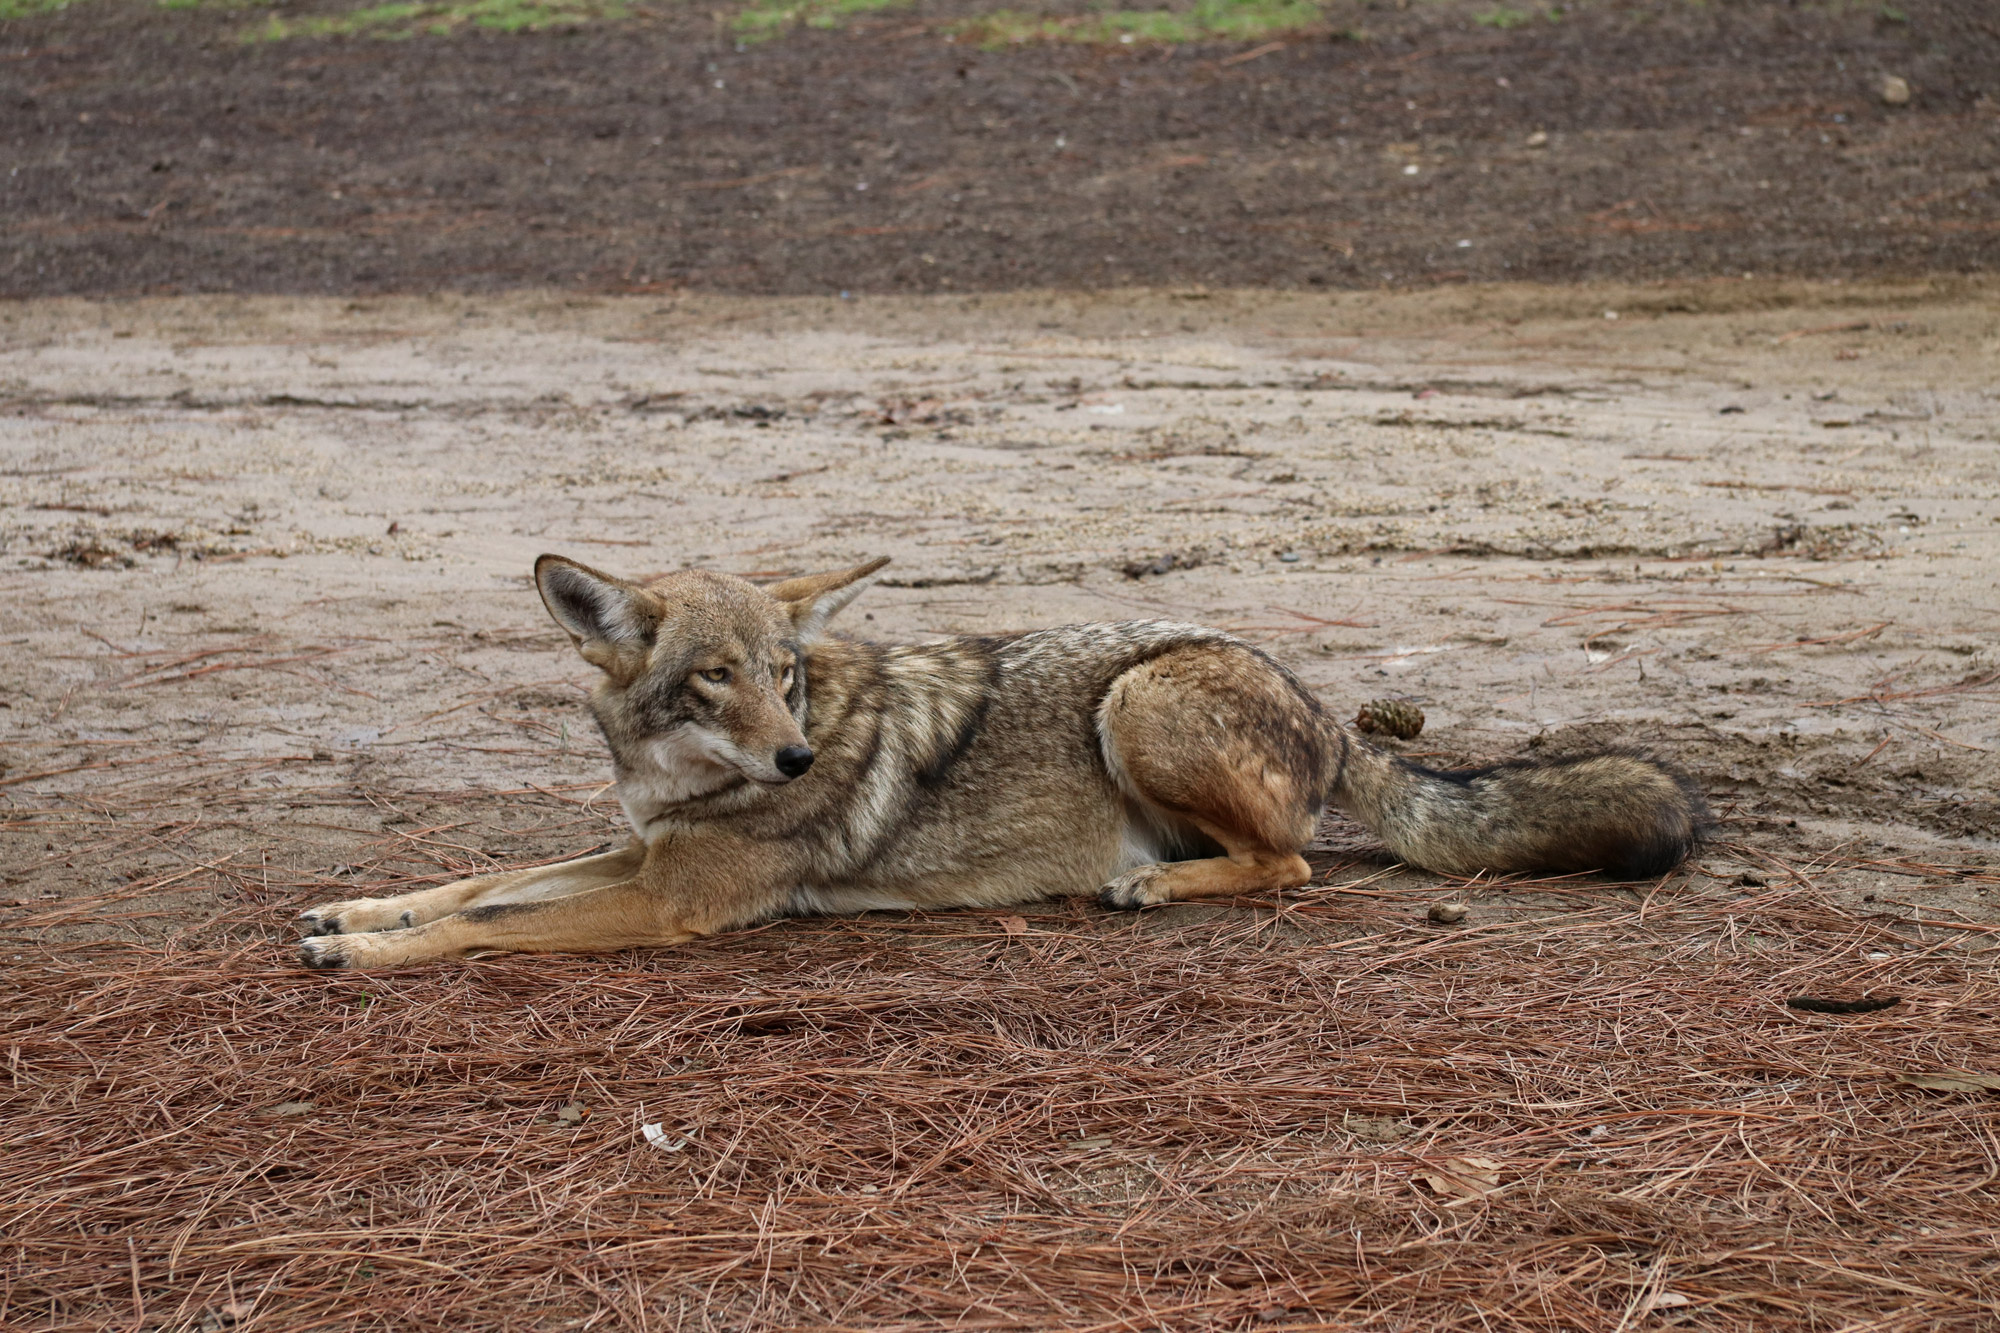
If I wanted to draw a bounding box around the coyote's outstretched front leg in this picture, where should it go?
[295,842,643,937]
[296,831,792,968]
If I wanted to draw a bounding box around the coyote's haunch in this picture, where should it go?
[296,557,1708,969]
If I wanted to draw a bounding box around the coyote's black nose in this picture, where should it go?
[775,745,815,779]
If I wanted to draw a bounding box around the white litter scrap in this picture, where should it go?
[641,1122,691,1153]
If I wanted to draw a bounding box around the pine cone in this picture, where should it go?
[1354,698,1424,740]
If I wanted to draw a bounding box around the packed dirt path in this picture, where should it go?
[2,277,1995,944]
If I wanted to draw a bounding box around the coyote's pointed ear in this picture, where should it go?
[769,557,890,642]
[535,555,657,675]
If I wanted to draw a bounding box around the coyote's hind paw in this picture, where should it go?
[295,900,416,937]
[1098,864,1174,911]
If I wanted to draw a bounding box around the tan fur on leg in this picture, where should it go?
[295,842,643,937]
[299,879,695,968]
[298,831,794,968]
[1099,848,1311,908]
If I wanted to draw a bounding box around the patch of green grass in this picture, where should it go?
[0,0,76,19]
[952,0,1323,48]
[1,0,622,30]
[1472,4,1530,26]
[733,0,1328,47]
[732,0,905,42]
[244,0,623,39]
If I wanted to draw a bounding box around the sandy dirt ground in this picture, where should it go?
[2,278,1995,941]
[6,282,2000,1332]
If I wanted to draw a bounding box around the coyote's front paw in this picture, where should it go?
[298,926,437,969]
[295,899,417,937]
[1098,864,1173,910]
[298,934,359,969]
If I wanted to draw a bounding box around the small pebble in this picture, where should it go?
[1879,75,1910,106]
[1428,901,1469,925]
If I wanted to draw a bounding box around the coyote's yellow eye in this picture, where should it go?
[700,667,730,684]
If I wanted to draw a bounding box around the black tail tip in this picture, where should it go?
[1595,752,1712,880]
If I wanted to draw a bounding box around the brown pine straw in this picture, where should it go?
[5,838,2000,1331]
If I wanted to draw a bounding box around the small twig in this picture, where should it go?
[1218,39,1286,67]
[1742,622,1890,654]
[127,1236,144,1330]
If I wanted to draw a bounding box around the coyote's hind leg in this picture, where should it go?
[1096,646,1322,909]
[296,842,643,936]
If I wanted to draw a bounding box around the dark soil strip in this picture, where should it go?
[2,0,1996,296]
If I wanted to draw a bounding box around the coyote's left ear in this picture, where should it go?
[769,557,890,641]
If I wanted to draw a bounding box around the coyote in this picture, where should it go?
[296,557,1706,968]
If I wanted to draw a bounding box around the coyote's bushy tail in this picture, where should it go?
[1328,727,1709,880]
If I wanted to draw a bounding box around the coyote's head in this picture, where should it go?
[534,554,888,822]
